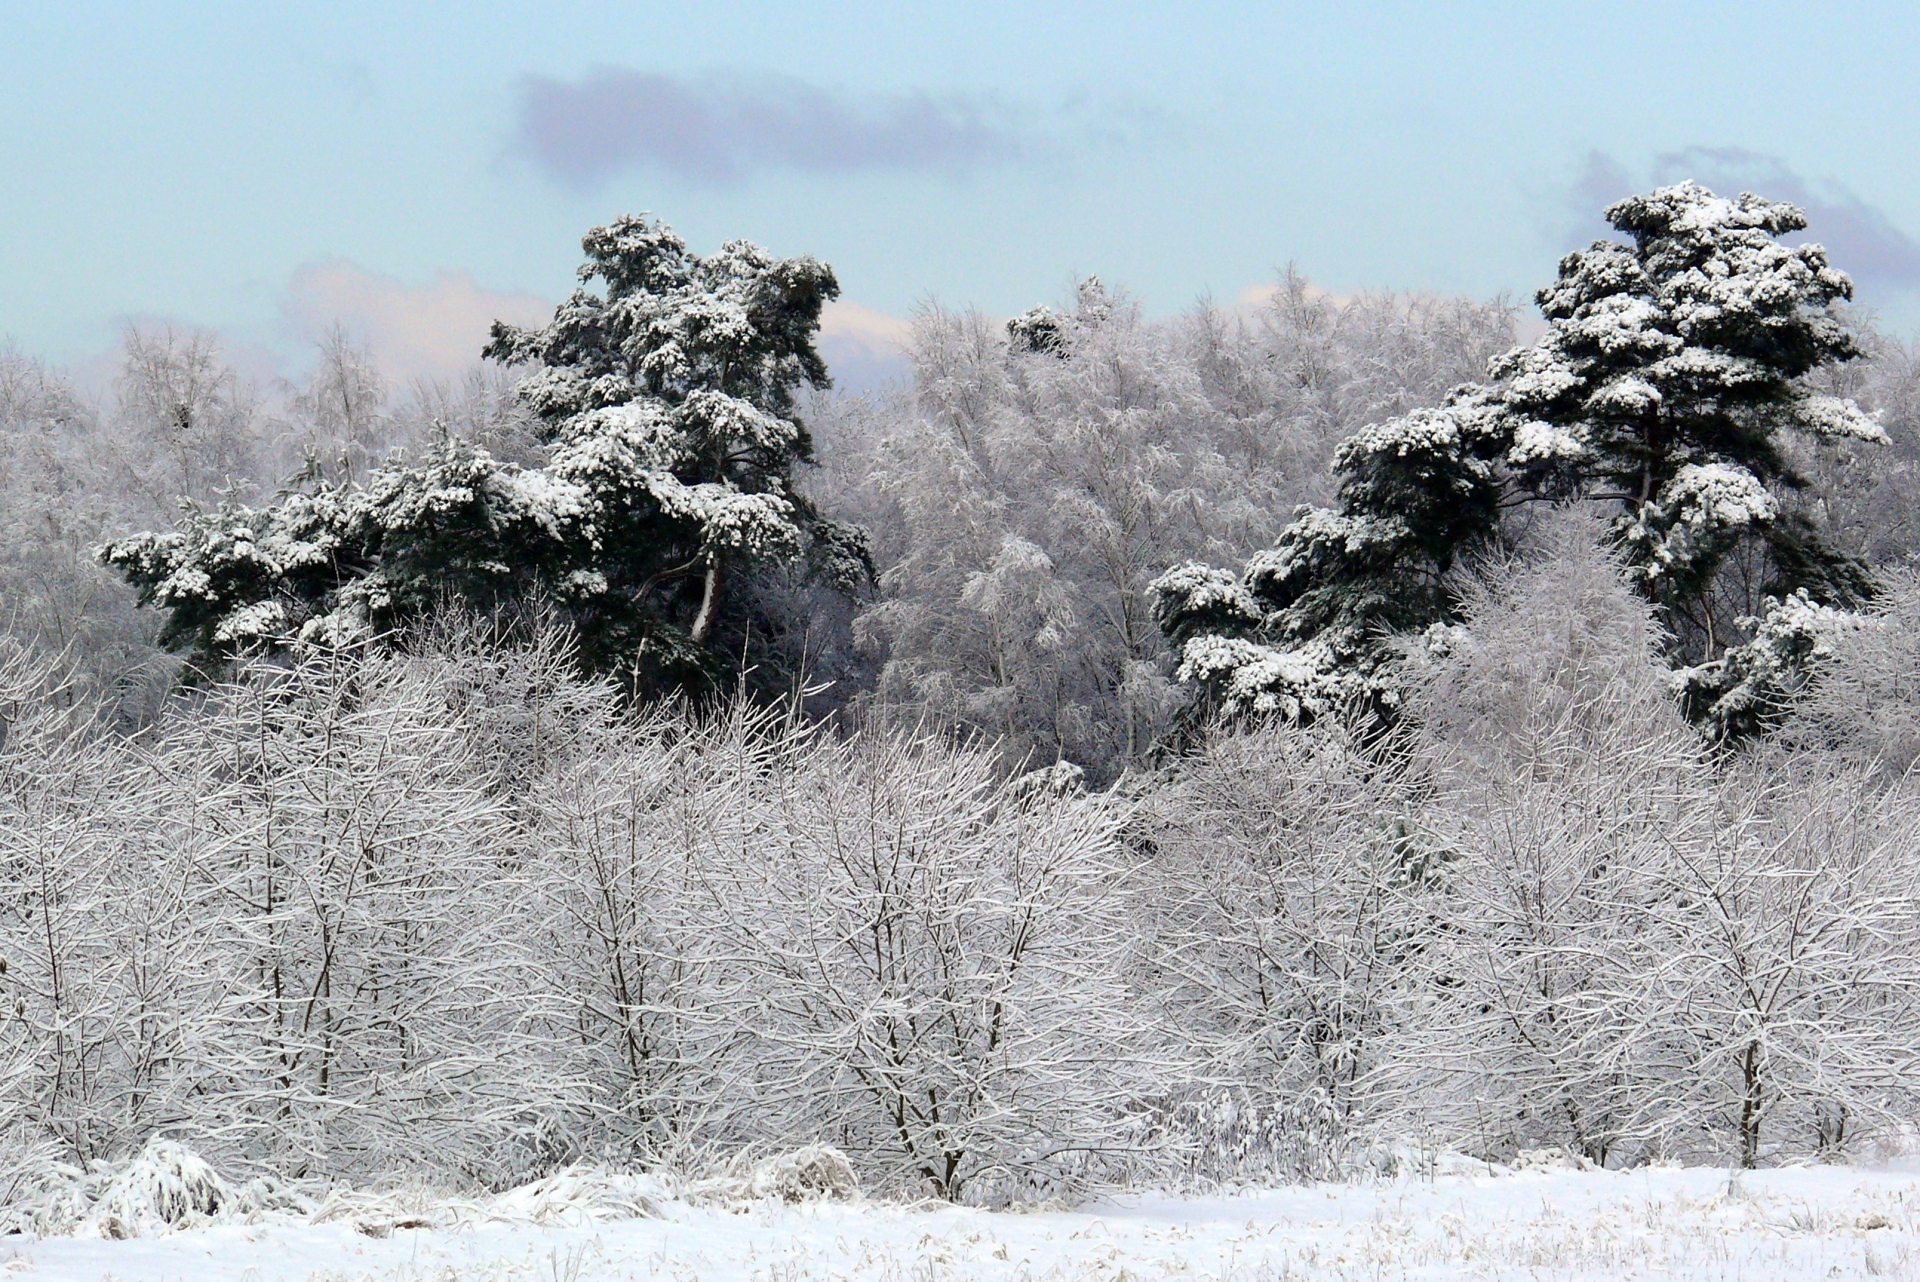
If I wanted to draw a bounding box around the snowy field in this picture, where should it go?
[9,1164,1920,1282]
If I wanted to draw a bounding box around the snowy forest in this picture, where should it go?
[12,181,1920,1228]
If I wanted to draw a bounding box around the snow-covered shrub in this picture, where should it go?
[709,725,1153,1202]
[1386,520,1920,1166]
[402,607,626,802]
[1137,518,1920,1171]
[0,1135,319,1238]
[144,643,582,1184]
[677,1144,861,1208]
[0,637,223,1166]
[87,1136,229,1238]
[476,1164,665,1225]
[745,1145,860,1203]
[532,702,1158,1201]
[0,630,590,1188]
[520,700,745,1166]
[1138,710,1416,1183]
[1630,762,1920,1166]
[1385,531,1716,1164]
[0,1156,94,1237]
[1125,1087,1361,1189]
[9,568,1920,1192]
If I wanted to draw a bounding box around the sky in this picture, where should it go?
[5,2,1920,393]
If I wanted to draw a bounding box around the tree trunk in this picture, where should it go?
[689,554,725,645]
[1739,1039,1763,1168]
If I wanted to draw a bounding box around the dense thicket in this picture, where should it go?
[8,527,1920,1203]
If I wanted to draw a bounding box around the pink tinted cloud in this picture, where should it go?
[281,259,553,384]
[284,259,911,393]
[815,300,913,393]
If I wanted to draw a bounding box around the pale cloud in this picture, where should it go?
[820,299,912,352]
[281,259,552,385]
[1232,281,1280,315]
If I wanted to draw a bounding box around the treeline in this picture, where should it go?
[10,207,1920,777]
[10,187,1920,1198]
[0,266,1531,777]
[5,526,1920,1203]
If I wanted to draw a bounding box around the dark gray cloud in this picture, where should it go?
[1566,148,1920,297]
[516,67,1027,188]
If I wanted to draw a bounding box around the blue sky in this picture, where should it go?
[5,2,1920,389]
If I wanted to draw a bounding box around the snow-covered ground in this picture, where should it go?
[8,1163,1920,1282]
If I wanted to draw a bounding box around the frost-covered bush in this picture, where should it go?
[689,724,1152,1202]
[529,700,1158,1201]
[1382,527,1721,1164]
[0,634,584,1188]
[518,700,743,1166]
[87,1136,230,1238]
[146,645,576,1183]
[1383,521,1920,1167]
[3,621,1166,1200]
[677,1145,861,1207]
[1138,711,1416,1181]
[0,1137,313,1239]
[1641,763,1920,1166]
[1125,1087,1362,1189]
[0,636,213,1165]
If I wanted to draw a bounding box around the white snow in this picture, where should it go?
[1662,461,1778,531]
[8,1164,1920,1281]
[1505,418,1589,465]
[1174,633,1338,717]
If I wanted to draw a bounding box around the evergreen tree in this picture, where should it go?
[101,215,871,686]
[1152,182,1886,735]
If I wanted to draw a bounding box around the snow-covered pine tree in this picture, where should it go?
[479,215,874,675]
[101,215,872,686]
[1151,182,1886,736]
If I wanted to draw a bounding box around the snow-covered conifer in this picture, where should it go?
[1153,183,1881,734]
[102,216,870,689]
